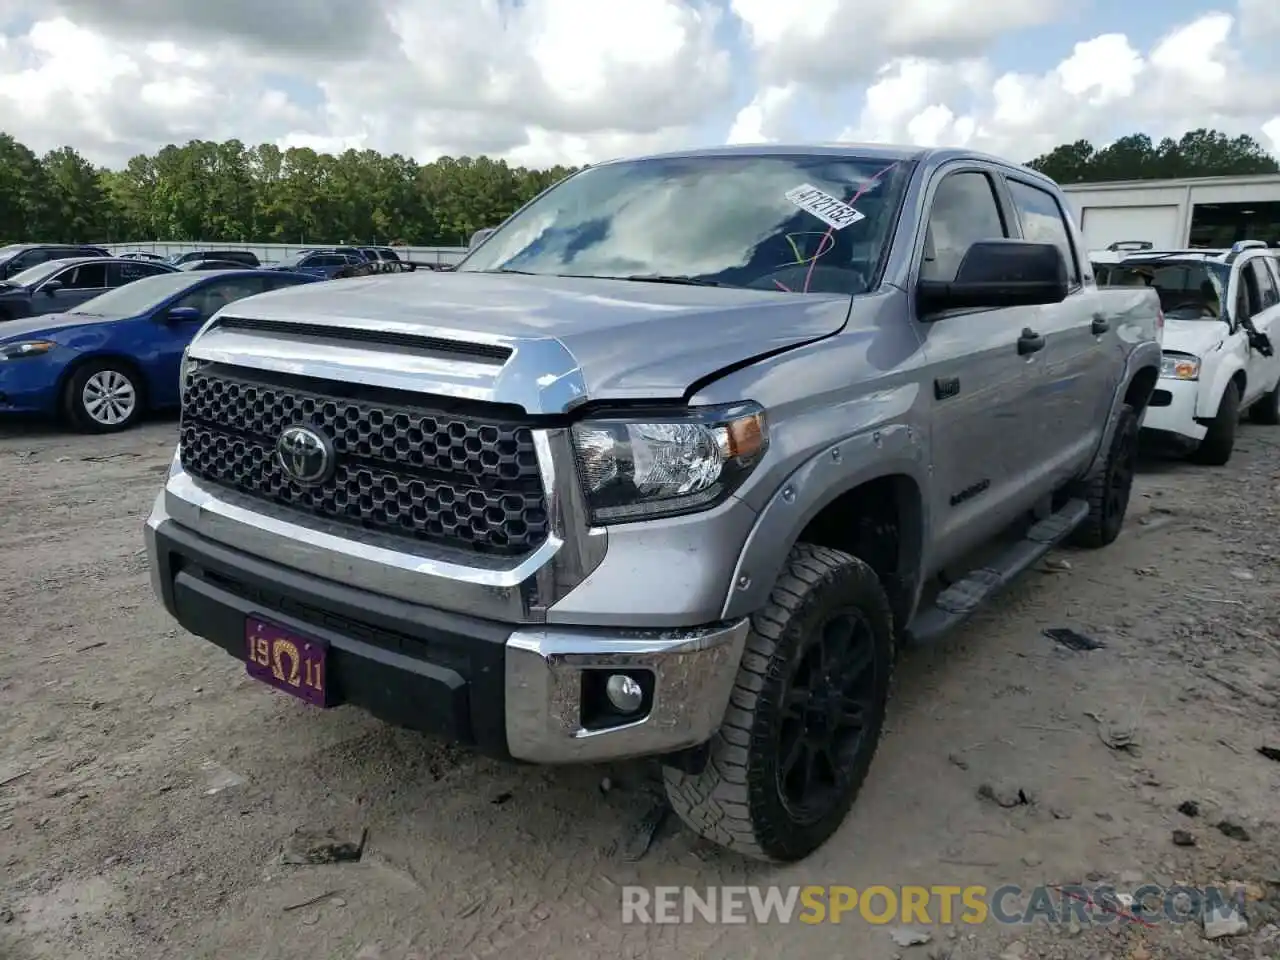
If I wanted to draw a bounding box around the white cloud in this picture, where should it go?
[726,85,799,145]
[1239,0,1280,41]
[731,0,1066,87]
[0,1,730,166]
[1265,118,1280,155]
[0,0,1275,172]
[830,12,1280,163]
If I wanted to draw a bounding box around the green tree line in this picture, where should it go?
[1026,128,1278,184]
[0,126,1275,246]
[0,134,578,247]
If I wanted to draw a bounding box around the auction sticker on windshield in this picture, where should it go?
[785,184,866,230]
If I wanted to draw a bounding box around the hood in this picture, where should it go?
[1161,317,1229,357]
[0,281,33,296]
[193,271,854,413]
[0,312,123,342]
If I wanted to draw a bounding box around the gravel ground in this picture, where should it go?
[1,414,1278,960]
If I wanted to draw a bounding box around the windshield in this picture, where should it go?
[67,272,208,316]
[457,153,913,295]
[1097,259,1229,320]
[5,260,75,287]
[275,253,306,267]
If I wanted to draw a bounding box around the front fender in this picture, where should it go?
[719,422,928,620]
[1196,354,1244,419]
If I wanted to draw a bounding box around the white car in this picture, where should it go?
[1093,240,1280,465]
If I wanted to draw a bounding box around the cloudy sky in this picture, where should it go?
[0,0,1277,170]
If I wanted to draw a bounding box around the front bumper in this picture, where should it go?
[145,495,749,764]
[0,354,61,415]
[1140,378,1205,442]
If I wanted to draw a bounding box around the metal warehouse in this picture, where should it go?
[1060,173,1280,251]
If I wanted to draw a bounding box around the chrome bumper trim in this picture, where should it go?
[159,427,606,623]
[144,491,165,600]
[504,618,750,763]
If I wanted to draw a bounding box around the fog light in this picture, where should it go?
[605,674,644,713]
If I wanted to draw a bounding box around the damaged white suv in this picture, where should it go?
[1094,240,1280,464]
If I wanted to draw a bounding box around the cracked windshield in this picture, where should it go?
[457,155,912,294]
[1096,259,1229,320]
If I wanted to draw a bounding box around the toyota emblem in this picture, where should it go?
[276,425,334,485]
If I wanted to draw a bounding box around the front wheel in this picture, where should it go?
[1189,380,1240,466]
[663,544,894,862]
[64,360,144,433]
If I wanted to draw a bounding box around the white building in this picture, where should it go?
[1060,173,1280,251]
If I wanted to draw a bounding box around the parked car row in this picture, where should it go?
[0,239,462,436]
[0,256,179,321]
[0,243,112,279]
[0,267,319,431]
[115,244,404,266]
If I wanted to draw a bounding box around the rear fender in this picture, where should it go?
[1086,340,1161,475]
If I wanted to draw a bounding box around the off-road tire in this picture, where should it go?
[663,544,894,862]
[63,359,145,434]
[1189,380,1240,466]
[1068,403,1139,549]
[1249,380,1280,426]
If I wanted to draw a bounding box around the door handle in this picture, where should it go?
[1091,312,1110,335]
[1017,328,1045,355]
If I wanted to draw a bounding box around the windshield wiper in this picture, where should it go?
[619,274,722,287]
[479,269,722,286]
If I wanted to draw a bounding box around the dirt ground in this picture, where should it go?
[1,414,1278,960]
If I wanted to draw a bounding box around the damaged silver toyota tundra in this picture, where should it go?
[145,144,1163,861]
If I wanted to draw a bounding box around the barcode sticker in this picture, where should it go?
[785,184,865,230]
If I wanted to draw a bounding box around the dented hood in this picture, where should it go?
[1161,317,1230,357]
[194,270,853,413]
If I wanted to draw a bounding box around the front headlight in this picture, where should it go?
[0,340,56,360]
[1160,353,1200,380]
[570,403,768,524]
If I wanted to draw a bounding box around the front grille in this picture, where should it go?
[179,367,548,556]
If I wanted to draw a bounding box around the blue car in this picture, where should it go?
[0,268,317,433]
[268,250,367,279]
[0,256,178,322]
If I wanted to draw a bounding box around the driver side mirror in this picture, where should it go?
[918,240,1069,315]
[165,306,202,323]
[468,227,495,249]
[42,280,64,295]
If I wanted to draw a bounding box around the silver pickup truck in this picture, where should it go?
[145,144,1162,862]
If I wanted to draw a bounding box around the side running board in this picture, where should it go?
[905,498,1090,646]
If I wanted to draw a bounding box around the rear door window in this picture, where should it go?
[1005,178,1080,286]
[55,262,109,289]
[108,261,171,286]
[1247,259,1279,309]
[13,249,51,270]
